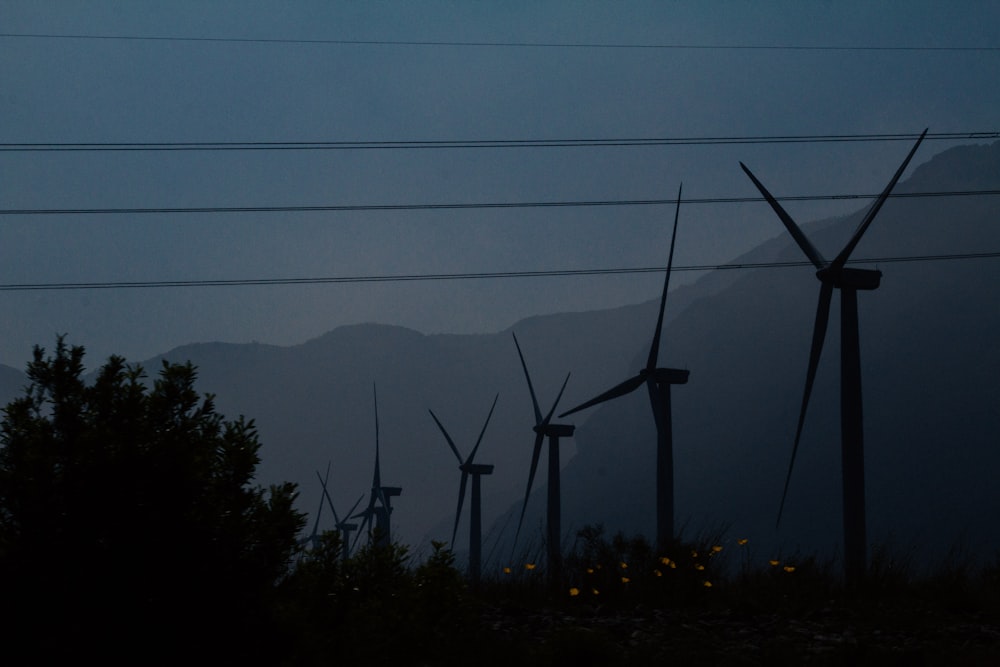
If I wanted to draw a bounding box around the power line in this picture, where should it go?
[2,32,998,52]
[2,189,997,217]
[1,252,995,292]
[3,131,997,152]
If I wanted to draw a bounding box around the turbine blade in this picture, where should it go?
[647,183,683,371]
[452,471,469,548]
[831,129,927,269]
[468,393,499,465]
[352,509,372,551]
[352,492,376,520]
[429,408,464,464]
[345,493,365,522]
[310,464,331,535]
[512,432,544,551]
[542,372,571,426]
[645,377,664,433]
[512,332,544,424]
[777,281,834,527]
[741,161,827,269]
[558,373,644,419]
[317,466,342,525]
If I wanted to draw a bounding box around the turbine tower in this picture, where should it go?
[428,393,499,587]
[739,130,926,585]
[558,185,686,552]
[353,384,402,549]
[316,469,364,562]
[511,332,572,584]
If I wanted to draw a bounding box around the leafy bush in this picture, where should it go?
[0,339,305,664]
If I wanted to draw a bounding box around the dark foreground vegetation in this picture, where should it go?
[1,340,998,665]
[284,527,1000,666]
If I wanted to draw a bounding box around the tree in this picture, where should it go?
[0,338,305,664]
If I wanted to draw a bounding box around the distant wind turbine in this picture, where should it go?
[739,129,927,585]
[299,462,334,554]
[352,384,402,549]
[316,468,364,562]
[559,185,687,552]
[428,393,499,587]
[511,332,572,583]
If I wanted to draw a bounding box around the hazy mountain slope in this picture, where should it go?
[124,140,997,567]
[0,364,26,407]
[151,306,663,553]
[507,140,1000,567]
[145,235,791,554]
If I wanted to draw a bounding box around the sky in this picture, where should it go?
[1,1,998,369]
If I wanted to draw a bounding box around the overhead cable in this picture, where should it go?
[1,32,998,52]
[2,189,998,217]
[2,131,997,152]
[0,251,995,292]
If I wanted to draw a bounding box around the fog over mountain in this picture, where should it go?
[1,141,996,569]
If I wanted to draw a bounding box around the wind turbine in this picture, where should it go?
[316,469,364,562]
[299,462,333,554]
[428,393,499,586]
[558,185,687,552]
[511,332,572,583]
[739,130,927,585]
[352,384,402,549]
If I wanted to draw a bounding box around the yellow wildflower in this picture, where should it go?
[586,567,594,574]
[737,538,749,546]
[769,559,780,567]
[660,556,672,566]
[592,588,600,595]
[620,561,628,569]
[711,545,723,554]
[703,581,713,588]
[569,587,580,597]
[694,564,705,571]
[503,567,511,574]
[654,569,663,577]
[525,563,536,571]
[783,566,796,573]
[621,576,631,584]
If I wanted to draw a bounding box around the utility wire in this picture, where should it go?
[2,33,998,52]
[3,131,997,152]
[3,189,997,217]
[1,252,995,292]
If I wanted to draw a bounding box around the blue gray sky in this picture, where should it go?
[1,2,997,367]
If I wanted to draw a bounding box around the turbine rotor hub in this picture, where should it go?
[650,368,690,385]
[817,266,882,290]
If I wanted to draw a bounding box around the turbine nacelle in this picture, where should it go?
[460,462,495,475]
[816,266,882,291]
[532,423,575,438]
[643,367,691,385]
[380,486,402,500]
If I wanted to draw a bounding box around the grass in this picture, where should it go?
[278,527,1000,665]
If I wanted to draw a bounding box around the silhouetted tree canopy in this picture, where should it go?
[0,338,305,664]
